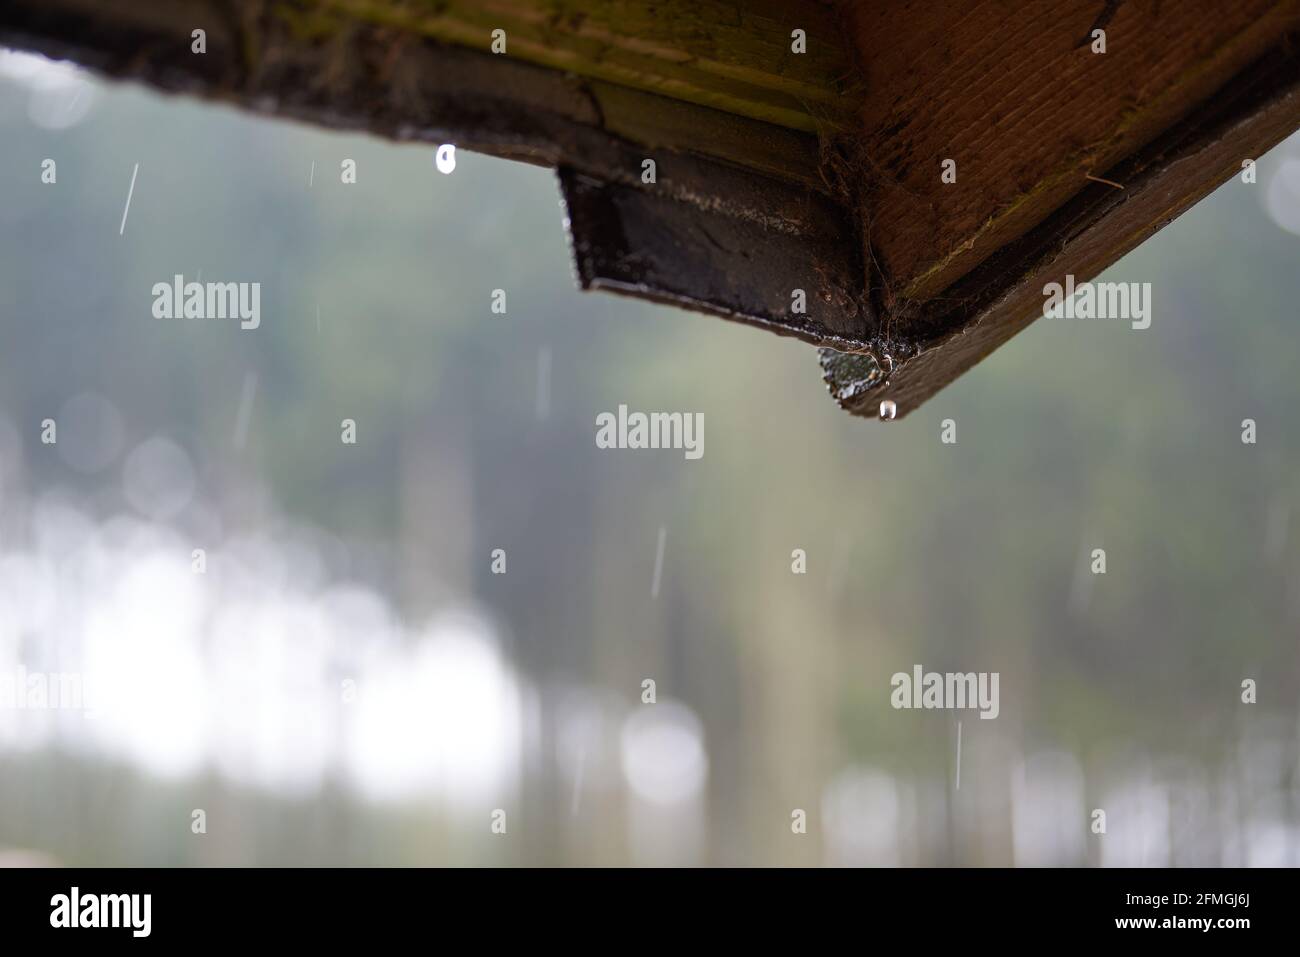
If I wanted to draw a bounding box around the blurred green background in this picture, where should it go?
[0,49,1296,866]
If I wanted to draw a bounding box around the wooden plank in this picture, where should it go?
[585,81,825,191]
[562,166,873,350]
[837,0,1300,309]
[825,36,1300,418]
[0,0,833,189]
[8,0,1300,421]
[293,0,860,132]
[0,0,874,348]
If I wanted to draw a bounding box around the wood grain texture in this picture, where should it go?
[839,0,1300,310]
[303,0,861,132]
[0,0,873,348]
[826,35,1300,417]
[0,0,832,189]
[8,0,1300,421]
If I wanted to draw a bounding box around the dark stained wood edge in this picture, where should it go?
[561,168,875,351]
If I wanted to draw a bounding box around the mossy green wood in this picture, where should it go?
[283,0,859,133]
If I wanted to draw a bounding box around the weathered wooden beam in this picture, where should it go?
[0,0,879,351]
[302,0,861,133]
[6,0,1300,422]
[836,0,1300,305]
[0,0,840,180]
[561,166,872,351]
[824,1,1300,419]
[826,32,1300,418]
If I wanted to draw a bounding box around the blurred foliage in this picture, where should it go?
[0,57,1297,864]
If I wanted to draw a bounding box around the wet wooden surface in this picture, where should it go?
[6,0,1300,418]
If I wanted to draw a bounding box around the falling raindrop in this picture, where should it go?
[436,144,456,174]
[879,399,897,420]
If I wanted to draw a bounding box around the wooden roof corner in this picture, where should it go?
[5,1,1300,419]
